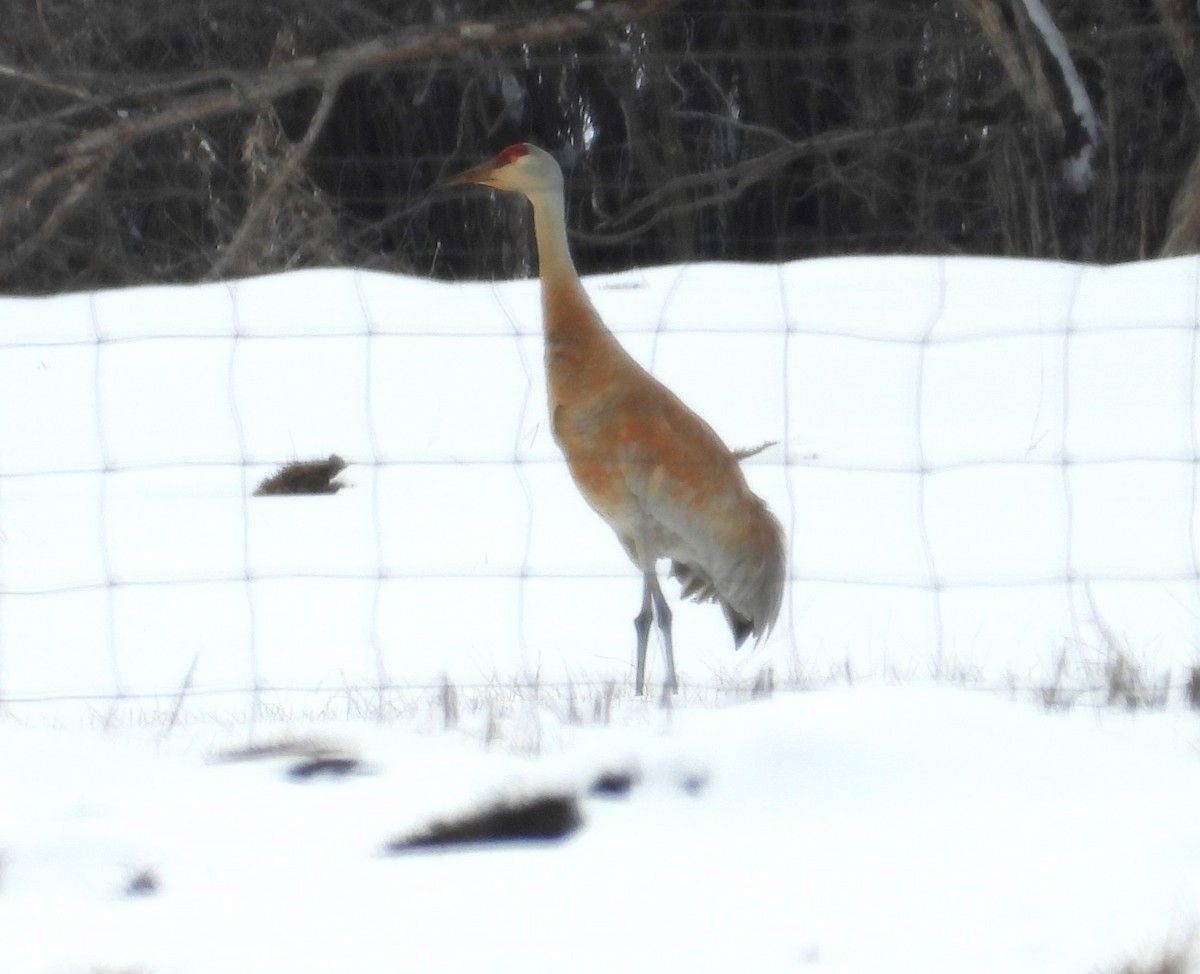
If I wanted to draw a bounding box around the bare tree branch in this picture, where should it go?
[952,0,1100,190]
[577,118,942,244]
[0,0,684,238]
[1154,0,1200,117]
[1161,144,1200,256]
[2,154,112,277]
[0,61,93,100]
[1153,0,1200,253]
[953,0,1066,134]
[210,82,340,279]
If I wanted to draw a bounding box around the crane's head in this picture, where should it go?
[447,143,563,198]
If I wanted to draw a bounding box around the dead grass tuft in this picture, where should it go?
[440,676,459,731]
[253,454,347,495]
[1102,648,1170,711]
[1039,645,1077,712]
[1039,620,1173,714]
[386,792,581,852]
[1085,586,1170,711]
[1185,666,1200,711]
[588,769,639,797]
[751,666,776,699]
[1103,935,1194,974]
[216,737,361,780]
[592,681,618,724]
[286,755,361,780]
[124,868,159,897]
[216,737,341,763]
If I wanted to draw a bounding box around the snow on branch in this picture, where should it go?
[1014,0,1101,191]
[954,0,1102,192]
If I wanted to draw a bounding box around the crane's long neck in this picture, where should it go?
[527,187,575,284]
[526,188,610,350]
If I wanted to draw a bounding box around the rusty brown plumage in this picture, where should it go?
[450,143,787,694]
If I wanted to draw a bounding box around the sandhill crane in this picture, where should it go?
[449,143,787,695]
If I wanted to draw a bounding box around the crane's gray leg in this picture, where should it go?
[633,572,678,695]
[648,574,678,693]
[634,574,655,695]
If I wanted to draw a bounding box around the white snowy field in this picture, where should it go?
[1,256,1200,972]
[1,256,1198,710]
[3,688,1200,974]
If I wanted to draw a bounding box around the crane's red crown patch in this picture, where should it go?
[497,144,530,164]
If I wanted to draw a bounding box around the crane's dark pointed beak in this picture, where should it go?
[433,159,496,193]
[449,160,495,185]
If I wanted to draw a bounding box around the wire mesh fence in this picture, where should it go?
[1,255,1198,723]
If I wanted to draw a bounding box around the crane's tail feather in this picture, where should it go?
[669,501,786,649]
[723,604,755,647]
[670,560,757,648]
[670,561,719,604]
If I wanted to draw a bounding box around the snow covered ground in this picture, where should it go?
[3,688,1200,973]
[1,256,1199,972]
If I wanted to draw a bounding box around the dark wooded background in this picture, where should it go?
[2,0,1199,294]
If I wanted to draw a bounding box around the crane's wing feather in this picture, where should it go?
[611,378,787,644]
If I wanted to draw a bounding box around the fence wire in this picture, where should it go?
[1,257,1199,721]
